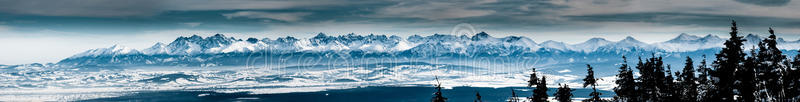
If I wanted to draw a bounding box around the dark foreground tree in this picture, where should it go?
[663,65,678,101]
[527,68,544,102]
[432,77,446,102]
[554,84,574,102]
[635,55,666,101]
[711,20,746,101]
[677,56,698,101]
[583,64,601,102]
[787,50,800,101]
[757,27,787,101]
[509,89,519,102]
[532,76,548,102]
[613,56,636,102]
[697,55,712,101]
[474,91,482,102]
[738,49,757,102]
[528,68,540,87]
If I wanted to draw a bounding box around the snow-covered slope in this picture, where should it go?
[69,45,141,58]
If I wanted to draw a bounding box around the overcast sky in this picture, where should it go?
[1,0,800,64]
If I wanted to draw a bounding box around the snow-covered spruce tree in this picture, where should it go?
[786,50,800,101]
[613,56,636,102]
[432,77,447,102]
[677,56,698,102]
[636,55,666,101]
[634,56,655,101]
[583,64,602,102]
[711,20,746,101]
[757,27,787,101]
[532,76,548,102]
[663,65,678,101]
[653,57,667,100]
[737,48,757,102]
[527,68,542,102]
[528,68,540,87]
[697,55,713,102]
[554,84,574,102]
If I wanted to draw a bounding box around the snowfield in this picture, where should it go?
[0,62,614,101]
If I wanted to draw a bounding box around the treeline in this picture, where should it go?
[431,20,800,102]
[611,20,800,102]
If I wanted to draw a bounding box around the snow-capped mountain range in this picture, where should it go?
[68,32,799,58]
[56,32,800,68]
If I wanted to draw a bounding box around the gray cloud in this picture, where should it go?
[735,0,791,6]
[0,0,163,17]
[367,0,497,20]
[564,12,800,28]
[222,11,312,22]
[0,0,798,34]
[0,0,351,17]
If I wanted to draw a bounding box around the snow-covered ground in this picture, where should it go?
[0,62,615,101]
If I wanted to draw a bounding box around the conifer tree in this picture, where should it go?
[711,20,746,101]
[527,68,541,101]
[474,91,482,102]
[613,56,636,101]
[528,68,540,87]
[432,77,447,102]
[635,56,656,101]
[697,55,712,102]
[509,89,519,102]
[554,84,574,102]
[738,49,757,102]
[663,65,678,101]
[636,55,665,101]
[532,76,548,102]
[678,56,698,101]
[653,57,667,96]
[757,27,787,101]
[786,50,800,101]
[583,64,601,102]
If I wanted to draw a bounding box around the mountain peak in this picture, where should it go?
[207,34,231,39]
[189,35,202,39]
[619,36,643,43]
[314,33,328,38]
[154,42,166,46]
[142,42,168,55]
[617,36,645,44]
[586,38,610,43]
[744,34,761,41]
[541,40,561,44]
[69,45,141,58]
[665,33,701,43]
[676,33,700,40]
[702,34,721,39]
[246,38,259,43]
[107,44,136,52]
[622,36,636,40]
[471,32,492,41]
[213,34,225,37]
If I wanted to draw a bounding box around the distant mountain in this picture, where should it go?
[539,40,568,51]
[55,32,800,68]
[69,45,141,58]
[656,33,726,52]
[570,38,612,52]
